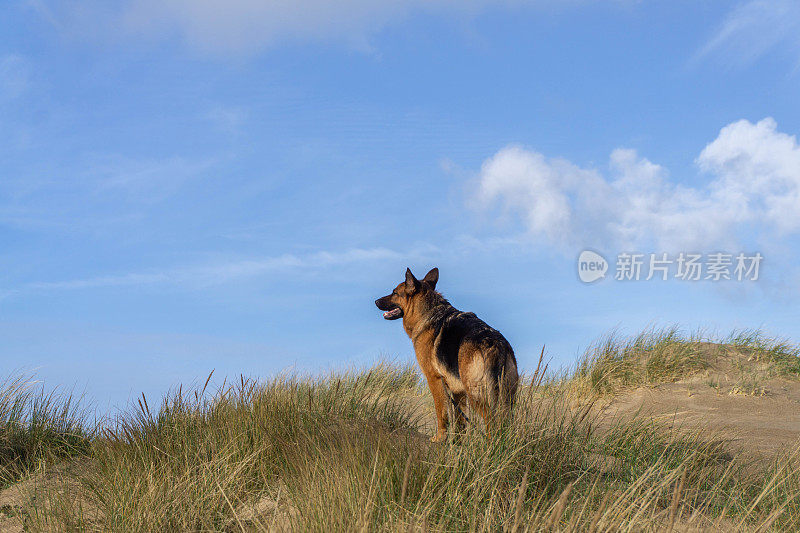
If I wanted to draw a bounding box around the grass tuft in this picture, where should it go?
[726,328,800,377]
[0,375,92,488]
[574,326,709,396]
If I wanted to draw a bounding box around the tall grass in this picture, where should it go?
[572,325,800,397]
[573,326,710,396]
[726,329,800,377]
[0,375,92,488]
[6,327,800,531]
[24,369,800,530]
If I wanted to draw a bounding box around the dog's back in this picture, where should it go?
[426,300,519,412]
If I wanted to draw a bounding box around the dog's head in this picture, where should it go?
[375,267,439,321]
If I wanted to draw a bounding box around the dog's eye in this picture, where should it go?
[392,291,398,296]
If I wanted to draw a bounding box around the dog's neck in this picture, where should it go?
[402,290,449,341]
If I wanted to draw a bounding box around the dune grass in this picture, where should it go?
[4,327,800,531]
[572,325,800,398]
[0,375,92,489]
[725,329,800,377]
[572,326,710,396]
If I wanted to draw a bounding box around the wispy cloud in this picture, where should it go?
[475,117,800,252]
[88,154,214,203]
[0,153,214,233]
[1,246,432,299]
[37,0,602,55]
[25,0,62,29]
[694,0,800,69]
[204,106,248,136]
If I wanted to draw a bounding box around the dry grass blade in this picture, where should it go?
[667,468,686,531]
[217,479,245,533]
[545,481,574,530]
[587,490,612,533]
[401,451,413,507]
[511,464,530,533]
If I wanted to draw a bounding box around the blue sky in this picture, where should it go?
[3,0,800,412]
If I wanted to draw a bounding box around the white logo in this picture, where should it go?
[578,250,608,283]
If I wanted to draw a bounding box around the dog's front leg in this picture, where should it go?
[425,374,449,443]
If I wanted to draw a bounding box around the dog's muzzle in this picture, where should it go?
[375,296,403,320]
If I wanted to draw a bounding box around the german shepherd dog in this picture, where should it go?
[375,268,518,442]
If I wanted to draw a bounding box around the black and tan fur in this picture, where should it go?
[375,267,519,442]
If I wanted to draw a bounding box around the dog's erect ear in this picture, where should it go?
[422,267,439,289]
[405,268,419,293]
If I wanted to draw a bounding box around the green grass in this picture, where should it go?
[4,327,800,531]
[726,329,800,377]
[574,326,710,396]
[0,375,92,489]
[573,325,800,397]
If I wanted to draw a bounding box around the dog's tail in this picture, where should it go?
[492,350,519,417]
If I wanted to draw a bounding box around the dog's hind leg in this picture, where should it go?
[449,391,468,432]
[467,397,494,437]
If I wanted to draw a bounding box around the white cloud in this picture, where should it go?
[695,0,800,68]
[476,117,800,252]
[698,118,800,234]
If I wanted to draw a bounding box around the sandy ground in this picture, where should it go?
[599,378,800,458]
[0,461,83,533]
[599,346,800,459]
